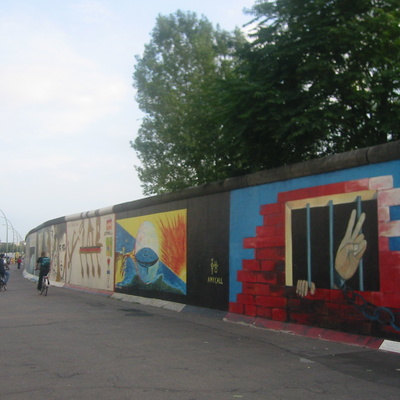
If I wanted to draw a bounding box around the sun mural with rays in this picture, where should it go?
[115,209,187,295]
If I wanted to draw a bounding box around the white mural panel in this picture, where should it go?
[66,214,114,290]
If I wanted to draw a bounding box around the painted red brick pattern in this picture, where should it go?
[231,175,400,339]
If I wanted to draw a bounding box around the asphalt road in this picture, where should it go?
[1,263,400,400]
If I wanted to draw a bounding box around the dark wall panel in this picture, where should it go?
[187,192,230,310]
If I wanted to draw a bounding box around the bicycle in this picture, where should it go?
[40,275,50,296]
[0,276,7,291]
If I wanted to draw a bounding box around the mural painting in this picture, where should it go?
[115,209,187,296]
[49,223,67,283]
[287,191,379,295]
[22,143,400,340]
[230,163,400,338]
[66,214,115,291]
[25,232,37,275]
[24,224,66,283]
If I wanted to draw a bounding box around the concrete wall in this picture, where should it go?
[26,141,400,340]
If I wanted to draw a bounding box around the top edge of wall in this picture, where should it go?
[27,140,400,236]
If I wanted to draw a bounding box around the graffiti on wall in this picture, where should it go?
[25,232,37,275]
[115,209,187,295]
[24,223,67,283]
[50,223,67,283]
[67,215,114,290]
[230,167,400,338]
[286,190,379,296]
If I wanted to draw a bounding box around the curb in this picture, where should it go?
[223,313,400,353]
[111,293,186,312]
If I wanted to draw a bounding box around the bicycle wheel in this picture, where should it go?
[43,282,48,296]
[40,279,46,295]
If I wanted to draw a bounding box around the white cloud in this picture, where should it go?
[0,11,129,140]
[7,153,71,171]
[0,0,254,238]
[67,0,117,25]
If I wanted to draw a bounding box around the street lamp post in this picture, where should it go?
[7,219,16,254]
[0,209,9,254]
[0,210,24,256]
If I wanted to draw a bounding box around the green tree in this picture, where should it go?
[223,0,400,171]
[132,10,245,195]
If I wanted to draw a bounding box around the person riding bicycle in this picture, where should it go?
[36,251,51,292]
[0,253,10,286]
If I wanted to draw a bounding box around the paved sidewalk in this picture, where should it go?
[1,263,400,400]
[23,262,398,351]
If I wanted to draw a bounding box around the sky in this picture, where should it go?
[0,0,256,242]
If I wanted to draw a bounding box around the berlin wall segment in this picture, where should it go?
[25,141,400,340]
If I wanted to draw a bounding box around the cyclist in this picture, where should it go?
[0,253,10,286]
[36,251,51,292]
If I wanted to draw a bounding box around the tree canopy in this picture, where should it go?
[227,0,400,170]
[132,10,245,195]
[132,2,400,195]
